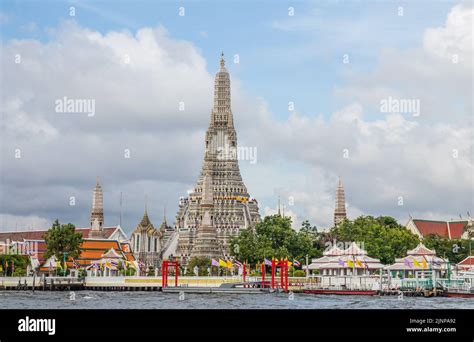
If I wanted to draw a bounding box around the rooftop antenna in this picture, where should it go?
[119,191,123,227]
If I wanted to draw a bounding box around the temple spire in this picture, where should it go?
[89,177,105,238]
[211,53,233,128]
[176,52,261,264]
[334,177,347,226]
[220,51,225,69]
[140,201,151,227]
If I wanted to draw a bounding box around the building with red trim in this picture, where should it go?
[406,217,473,240]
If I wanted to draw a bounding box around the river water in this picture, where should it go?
[1,291,473,309]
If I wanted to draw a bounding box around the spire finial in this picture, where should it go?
[220,52,225,68]
[277,195,281,216]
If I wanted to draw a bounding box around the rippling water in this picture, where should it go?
[1,291,473,309]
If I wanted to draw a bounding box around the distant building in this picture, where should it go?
[307,242,384,277]
[385,243,449,279]
[0,178,131,275]
[333,178,347,226]
[406,217,473,240]
[40,239,135,277]
[130,206,161,268]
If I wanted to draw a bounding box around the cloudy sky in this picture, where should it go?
[0,0,472,234]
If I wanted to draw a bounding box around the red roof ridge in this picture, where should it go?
[413,218,467,223]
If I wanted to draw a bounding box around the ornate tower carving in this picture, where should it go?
[89,178,105,238]
[191,172,222,259]
[334,177,347,226]
[175,53,261,263]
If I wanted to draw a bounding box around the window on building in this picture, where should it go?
[136,235,140,251]
[148,236,151,252]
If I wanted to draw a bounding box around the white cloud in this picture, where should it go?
[424,3,473,65]
[0,4,472,234]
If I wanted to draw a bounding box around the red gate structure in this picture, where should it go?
[270,258,289,292]
[161,260,179,288]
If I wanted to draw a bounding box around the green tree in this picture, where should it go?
[186,257,211,276]
[331,215,420,264]
[0,255,29,276]
[230,215,319,264]
[423,234,471,264]
[44,219,83,264]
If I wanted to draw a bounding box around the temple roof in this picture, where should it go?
[323,245,344,256]
[407,243,436,256]
[344,242,367,255]
[457,256,474,267]
[139,208,152,227]
[411,219,467,239]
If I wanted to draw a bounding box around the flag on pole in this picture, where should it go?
[226,260,233,269]
[356,259,364,268]
[72,259,80,269]
[413,258,421,268]
[264,258,272,266]
[56,261,62,270]
[234,260,243,268]
[421,257,428,269]
[219,259,227,267]
[346,260,354,268]
[211,259,219,267]
[293,260,301,267]
[338,259,345,267]
[404,258,413,268]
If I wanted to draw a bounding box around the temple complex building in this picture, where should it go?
[175,54,261,264]
[130,205,162,268]
[406,216,473,240]
[384,243,448,279]
[0,178,131,275]
[307,242,383,277]
[333,178,347,226]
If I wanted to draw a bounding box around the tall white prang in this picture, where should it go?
[175,53,261,264]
